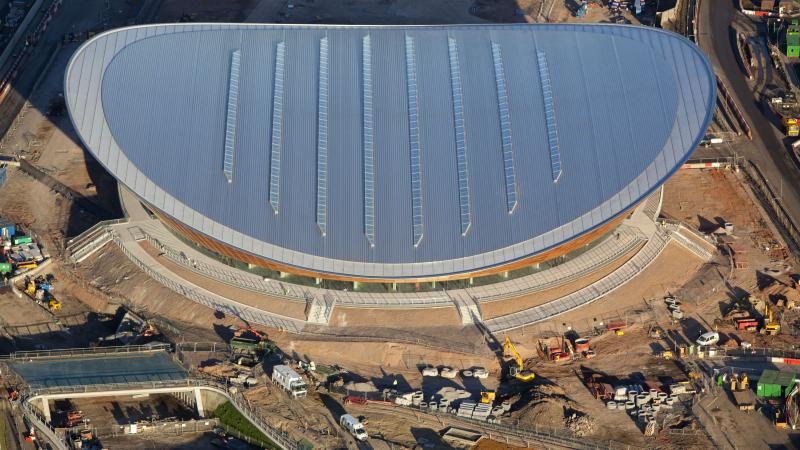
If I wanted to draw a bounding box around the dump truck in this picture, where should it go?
[272,365,307,398]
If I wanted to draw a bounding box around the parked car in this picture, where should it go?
[696,331,720,346]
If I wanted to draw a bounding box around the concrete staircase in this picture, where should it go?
[450,292,483,325]
[65,220,127,263]
[305,293,336,325]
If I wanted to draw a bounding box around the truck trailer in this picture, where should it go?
[271,365,307,398]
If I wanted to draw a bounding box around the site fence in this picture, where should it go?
[739,160,800,256]
[705,346,800,360]
[501,302,659,340]
[297,330,488,356]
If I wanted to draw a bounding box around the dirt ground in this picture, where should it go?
[481,242,645,320]
[87,432,251,450]
[0,2,776,450]
[52,395,196,429]
[663,169,791,291]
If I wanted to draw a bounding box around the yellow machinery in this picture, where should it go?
[503,337,535,382]
[48,297,61,311]
[764,302,781,335]
[24,281,36,296]
[480,391,495,404]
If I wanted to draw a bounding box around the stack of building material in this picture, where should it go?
[457,400,476,418]
[9,243,42,263]
[472,403,491,420]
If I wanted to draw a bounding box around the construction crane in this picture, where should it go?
[503,337,535,382]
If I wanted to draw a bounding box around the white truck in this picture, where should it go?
[340,414,368,441]
[272,365,307,398]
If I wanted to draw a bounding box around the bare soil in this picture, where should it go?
[480,242,644,320]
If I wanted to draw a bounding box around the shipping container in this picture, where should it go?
[757,369,797,398]
[12,236,32,245]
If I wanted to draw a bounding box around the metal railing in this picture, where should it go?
[142,231,308,303]
[65,218,128,247]
[19,378,300,450]
[111,232,305,333]
[485,228,670,332]
[21,398,69,450]
[0,343,170,360]
[739,160,800,256]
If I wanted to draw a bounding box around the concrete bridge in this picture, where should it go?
[0,347,298,450]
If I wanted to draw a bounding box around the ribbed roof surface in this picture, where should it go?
[65,23,715,279]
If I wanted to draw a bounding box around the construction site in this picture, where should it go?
[0,1,796,450]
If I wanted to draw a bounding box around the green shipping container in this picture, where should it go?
[12,235,32,245]
[757,369,797,398]
[0,263,11,274]
[788,21,800,57]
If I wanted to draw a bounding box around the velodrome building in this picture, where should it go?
[65,23,715,287]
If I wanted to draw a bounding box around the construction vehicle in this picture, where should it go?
[339,414,368,442]
[762,302,781,335]
[229,326,274,366]
[585,372,614,400]
[272,365,307,398]
[503,337,535,382]
[65,411,84,427]
[23,275,60,312]
[769,93,800,136]
[536,336,574,363]
[480,391,496,404]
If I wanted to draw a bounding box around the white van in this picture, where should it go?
[696,331,720,346]
[340,414,368,441]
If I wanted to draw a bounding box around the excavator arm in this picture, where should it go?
[503,337,535,382]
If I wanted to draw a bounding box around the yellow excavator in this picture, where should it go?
[763,302,781,335]
[503,337,535,382]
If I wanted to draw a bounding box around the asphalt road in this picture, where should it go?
[696,0,800,225]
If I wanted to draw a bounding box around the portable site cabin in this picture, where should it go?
[0,219,15,238]
[757,369,797,398]
[787,20,800,58]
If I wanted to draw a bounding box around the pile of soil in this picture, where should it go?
[511,384,596,434]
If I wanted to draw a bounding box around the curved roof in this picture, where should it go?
[65,23,715,279]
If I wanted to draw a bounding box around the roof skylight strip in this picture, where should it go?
[316,37,329,236]
[491,42,517,214]
[223,49,241,183]
[448,38,471,237]
[362,35,376,247]
[405,35,424,247]
[269,41,285,214]
[537,51,562,182]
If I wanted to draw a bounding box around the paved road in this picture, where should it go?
[697,0,800,224]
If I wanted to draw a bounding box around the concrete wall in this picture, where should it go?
[200,389,228,414]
